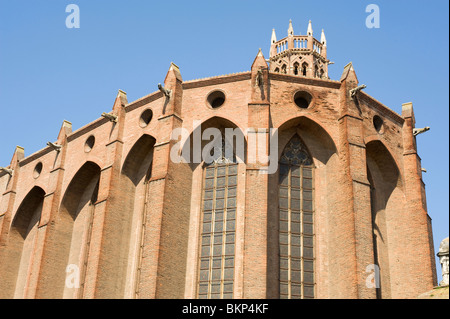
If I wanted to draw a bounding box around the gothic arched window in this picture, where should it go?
[293,62,300,75]
[302,63,308,76]
[197,137,237,299]
[279,135,315,299]
[319,69,324,79]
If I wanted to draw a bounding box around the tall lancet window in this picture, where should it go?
[279,135,315,299]
[198,137,237,299]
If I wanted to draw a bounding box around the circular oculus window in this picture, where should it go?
[294,91,313,109]
[373,115,384,134]
[85,135,95,153]
[207,90,226,109]
[33,162,43,179]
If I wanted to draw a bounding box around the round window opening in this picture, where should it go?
[85,135,95,153]
[140,109,153,128]
[33,162,43,179]
[294,91,313,109]
[373,115,384,134]
[207,90,226,109]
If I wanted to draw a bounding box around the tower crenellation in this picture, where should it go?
[269,20,329,79]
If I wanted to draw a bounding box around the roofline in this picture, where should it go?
[359,91,404,124]
[13,72,404,168]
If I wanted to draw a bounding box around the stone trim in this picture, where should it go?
[359,92,404,125]
[125,91,164,113]
[19,147,53,167]
[183,72,251,89]
[67,117,110,142]
[269,73,341,89]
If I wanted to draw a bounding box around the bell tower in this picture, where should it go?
[269,20,330,79]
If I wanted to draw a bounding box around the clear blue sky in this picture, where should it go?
[0,1,448,283]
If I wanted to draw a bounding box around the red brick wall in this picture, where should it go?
[0,61,436,299]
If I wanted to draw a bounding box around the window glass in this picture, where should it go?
[278,135,315,299]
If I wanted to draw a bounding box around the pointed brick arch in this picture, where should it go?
[195,125,241,299]
[0,186,45,298]
[39,161,101,299]
[301,62,308,76]
[181,116,247,299]
[181,116,247,167]
[277,116,338,165]
[366,140,403,299]
[120,134,156,298]
[268,116,339,299]
[122,134,156,184]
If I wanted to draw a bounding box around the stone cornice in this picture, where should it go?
[67,117,110,143]
[182,72,251,89]
[19,147,53,167]
[125,91,164,113]
[359,92,404,125]
[269,72,341,89]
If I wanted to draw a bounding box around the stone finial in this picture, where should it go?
[288,19,294,36]
[307,20,313,36]
[438,237,449,286]
[271,28,277,44]
[321,29,327,46]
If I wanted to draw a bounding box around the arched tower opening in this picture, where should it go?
[293,62,300,75]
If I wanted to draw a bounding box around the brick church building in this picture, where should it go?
[0,20,437,299]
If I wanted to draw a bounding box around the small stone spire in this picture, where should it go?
[271,28,277,44]
[307,20,313,36]
[288,19,294,36]
[321,29,327,46]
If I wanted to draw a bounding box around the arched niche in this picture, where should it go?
[180,116,247,171]
[366,139,403,299]
[276,116,337,166]
[40,161,101,299]
[120,134,156,298]
[0,186,45,299]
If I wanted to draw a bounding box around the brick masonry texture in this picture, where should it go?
[0,33,437,299]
